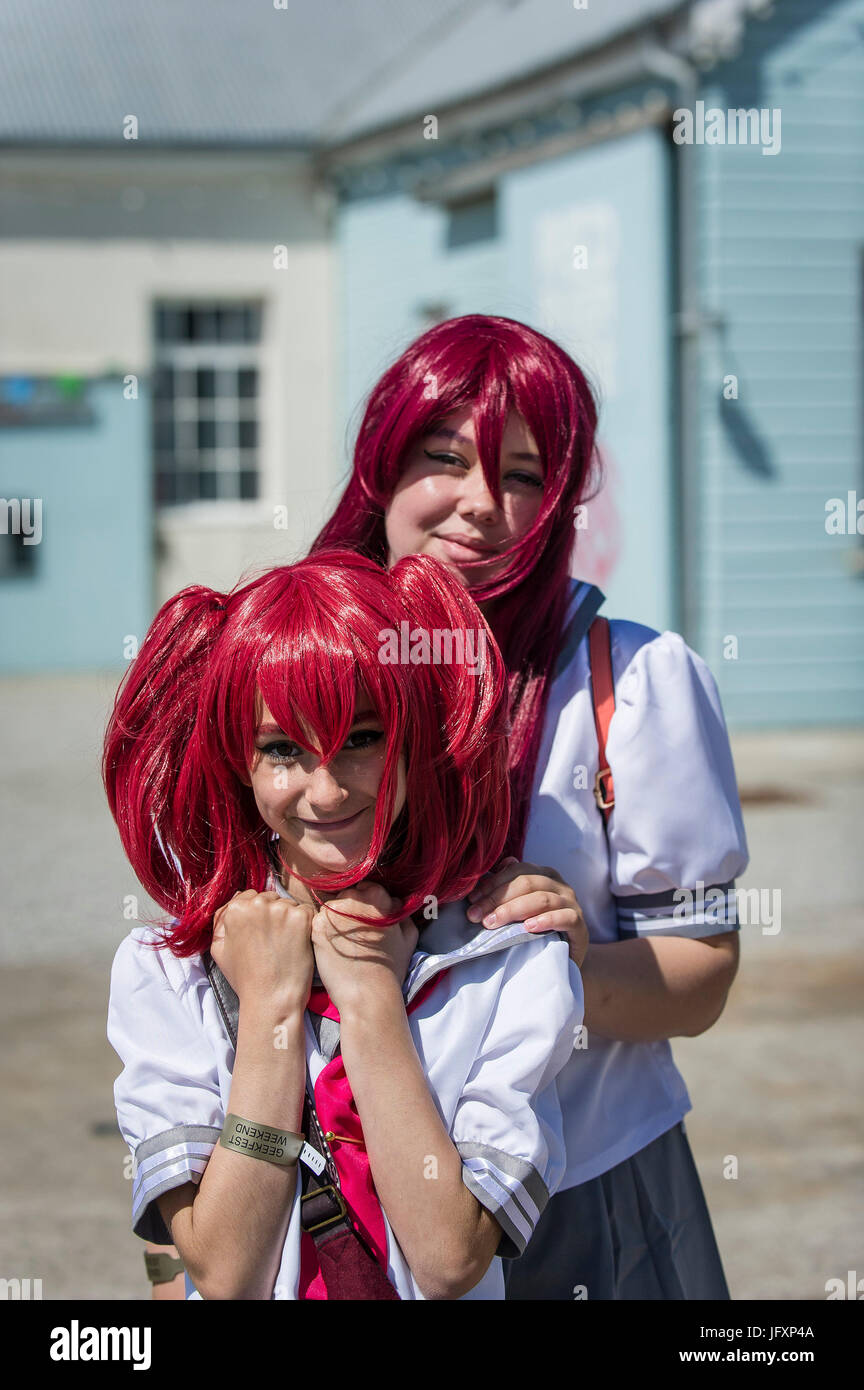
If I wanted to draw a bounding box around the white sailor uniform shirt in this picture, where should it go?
[107,896,584,1300]
[525,579,750,1190]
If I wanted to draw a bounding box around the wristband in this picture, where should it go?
[219,1113,305,1167]
[144,1251,184,1285]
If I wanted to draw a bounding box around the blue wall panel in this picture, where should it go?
[0,378,152,672]
[697,0,864,725]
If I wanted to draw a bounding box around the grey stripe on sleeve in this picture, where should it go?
[615,881,736,914]
[458,1166,531,1260]
[135,1124,222,1165]
[456,1141,550,1214]
[619,916,740,940]
[133,1146,215,1185]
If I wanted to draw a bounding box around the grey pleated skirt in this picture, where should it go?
[504,1120,730,1300]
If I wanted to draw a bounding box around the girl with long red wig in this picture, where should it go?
[105,548,583,1300]
[311,313,749,1300]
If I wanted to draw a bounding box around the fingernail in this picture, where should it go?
[466,905,481,921]
[483,913,497,927]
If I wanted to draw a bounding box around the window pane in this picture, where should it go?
[156,308,186,343]
[191,308,218,342]
[152,366,174,401]
[244,306,262,342]
[175,368,196,400]
[199,470,219,500]
[237,368,257,398]
[239,469,258,500]
[238,418,258,448]
[153,419,174,450]
[196,368,216,399]
[218,308,247,342]
[197,419,217,449]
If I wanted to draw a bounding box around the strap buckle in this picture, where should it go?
[144,1251,184,1284]
[593,767,614,811]
[301,1184,349,1235]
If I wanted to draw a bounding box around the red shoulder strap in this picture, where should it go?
[588,616,615,824]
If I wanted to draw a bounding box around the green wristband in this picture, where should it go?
[219,1113,305,1167]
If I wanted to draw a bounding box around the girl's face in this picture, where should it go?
[384,406,545,589]
[247,691,407,886]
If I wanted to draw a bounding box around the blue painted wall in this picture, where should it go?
[503,126,674,632]
[0,377,152,672]
[338,195,505,451]
[696,0,864,724]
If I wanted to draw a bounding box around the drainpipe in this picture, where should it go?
[637,41,702,646]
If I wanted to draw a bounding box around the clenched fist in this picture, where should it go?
[210,889,315,1020]
[310,881,419,1020]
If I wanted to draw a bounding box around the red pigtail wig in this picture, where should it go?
[103,550,511,957]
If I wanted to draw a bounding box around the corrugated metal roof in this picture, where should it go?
[0,0,474,145]
[0,0,685,148]
[323,0,687,142]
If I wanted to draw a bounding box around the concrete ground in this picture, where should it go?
[1,671,862,1301]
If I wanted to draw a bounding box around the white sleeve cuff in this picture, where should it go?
[131,1125,221,1242]
[456,1141,550,1258]
[616,881,741,939]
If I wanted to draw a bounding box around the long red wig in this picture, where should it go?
[102,550,510,957]
[311,314,600,857]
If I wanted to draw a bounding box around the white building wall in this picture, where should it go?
[0,150,338,606]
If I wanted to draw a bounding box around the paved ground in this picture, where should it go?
[1,672,862,1301]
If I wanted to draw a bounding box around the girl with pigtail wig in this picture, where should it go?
[104,549,510,957]
[105,549,584,1300]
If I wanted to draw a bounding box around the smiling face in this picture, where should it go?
[384,406,545,594]
[247,690,407,900]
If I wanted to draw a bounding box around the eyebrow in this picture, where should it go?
[426,427,541,464]
[427,427,473,448]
